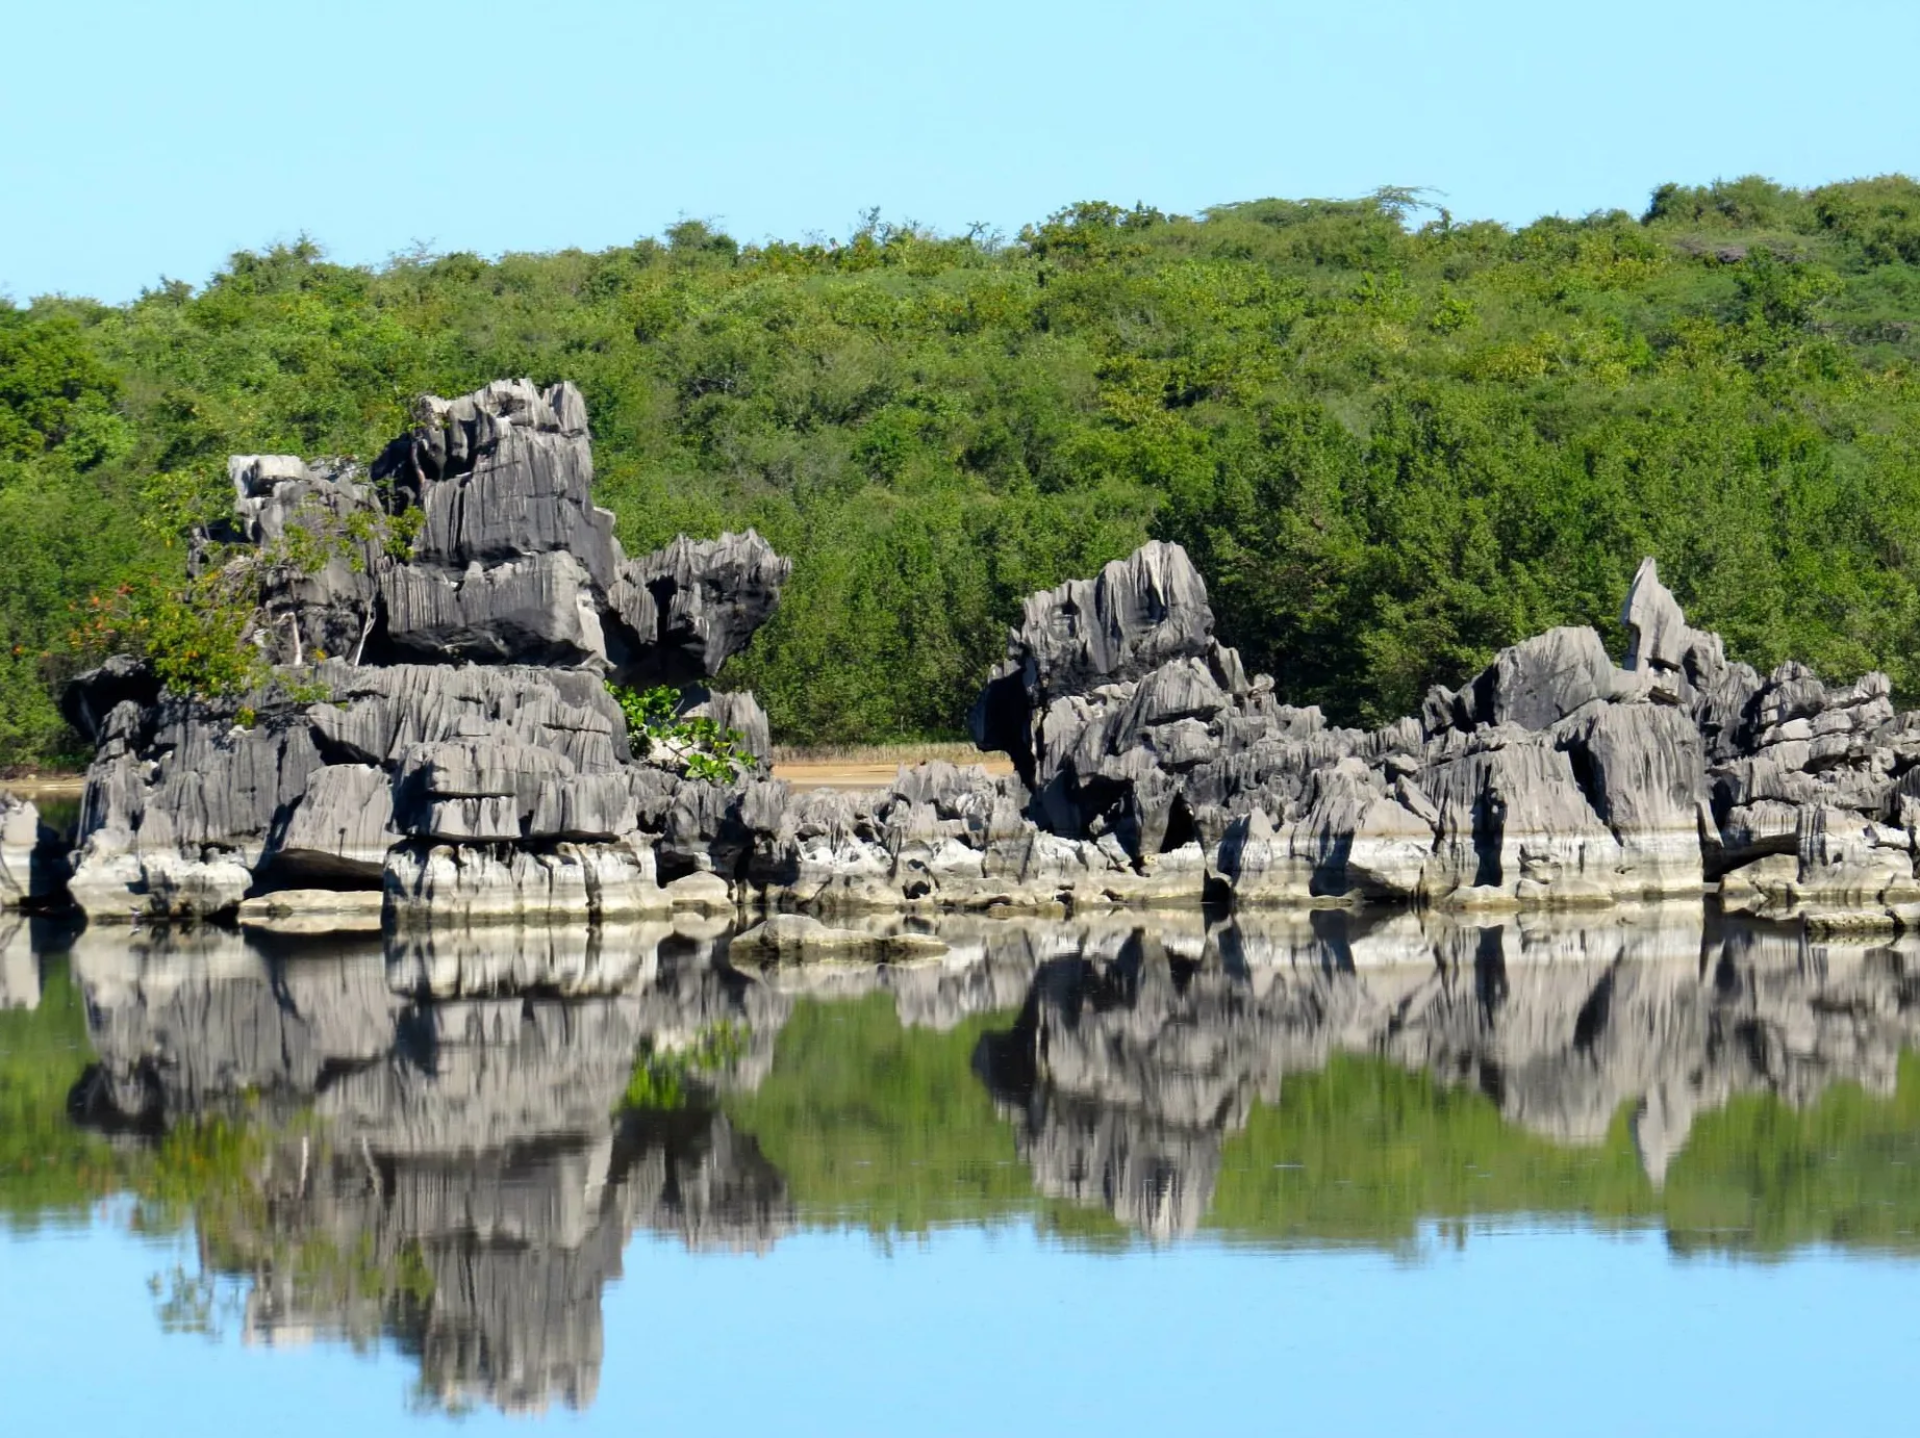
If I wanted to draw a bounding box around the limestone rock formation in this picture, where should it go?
[969,539,1217,770]
[612,532,793,687]
[962,547,1710,910]
[64,381,790,921]
[961,540,1920,923]
[55,372,1920,931]
[225,454,386,665]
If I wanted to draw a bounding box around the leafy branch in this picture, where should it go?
[608,682,749,784]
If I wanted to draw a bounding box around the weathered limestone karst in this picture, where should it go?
[958,542,1715,912]
[959,546,1920,925]
[47,374,1920,928]
[62,380,789,922]
[226,453,386,665]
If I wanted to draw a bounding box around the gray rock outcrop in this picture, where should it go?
[612,532,792,687]
[58,373,1920,933]
[65,381,789,922]
[960,546,1920,923]
[225,454,386,665]
[958,544,1713,911]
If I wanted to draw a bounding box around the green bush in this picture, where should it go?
[609,682,749,784]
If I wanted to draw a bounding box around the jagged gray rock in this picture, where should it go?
[65,381,792,923]
[953,539,1920,919]
[1456,626,1624,731]
[57,371,1920,933]
[676,687,773,767]
[1621,556,1694,674]
[610,532,792,687]
[270,763,399,880]
[380,550,609,667]
[60,654,161,743]
[226,454,385,665]
[970,539,1215,780]
[382,379,616,587]
[384,838,667,924]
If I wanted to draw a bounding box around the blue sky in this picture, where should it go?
[5,0,1918,302]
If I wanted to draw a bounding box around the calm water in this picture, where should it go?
[3,906,1918,1435]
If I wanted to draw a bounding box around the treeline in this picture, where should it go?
[5,175,1920,765]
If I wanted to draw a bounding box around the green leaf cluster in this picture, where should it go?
[6,177,1920,763]
[608,681,749,784]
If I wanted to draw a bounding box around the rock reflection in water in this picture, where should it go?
[52,916,1050,1413]
[976,908,1920,1240]
[1,913,39,1010]
[62,922,797,1413]
[977,923,1267,1242]
[19,906,1920,1413]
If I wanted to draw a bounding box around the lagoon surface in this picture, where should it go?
[3,907,1918,1435]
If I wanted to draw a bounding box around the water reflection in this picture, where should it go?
[0,912,37,1010]
[978,909,1920,1242]
[3,908,1919,1413]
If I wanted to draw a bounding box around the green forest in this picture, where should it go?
[6,174,1920,767]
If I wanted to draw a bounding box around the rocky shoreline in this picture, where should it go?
[9,377,1920,933]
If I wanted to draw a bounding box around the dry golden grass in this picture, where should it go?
[769,741,1005,765]
[770,745,1015,791]
[0,774,84,800]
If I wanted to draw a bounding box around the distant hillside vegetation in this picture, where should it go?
[5,175,1920,766]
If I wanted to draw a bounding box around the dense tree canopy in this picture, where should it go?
[5,176,1920,766]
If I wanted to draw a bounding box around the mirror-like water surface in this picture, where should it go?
[3,908,1917,1433]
